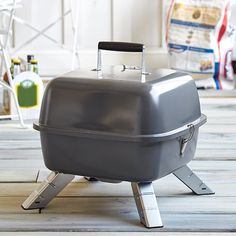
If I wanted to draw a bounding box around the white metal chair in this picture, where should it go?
[0,0,25,127]
[5,0,80,70]
[0,0,79,127]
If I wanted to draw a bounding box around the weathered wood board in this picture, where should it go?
[0,93,235,233]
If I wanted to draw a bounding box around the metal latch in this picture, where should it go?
[180,124,195,156]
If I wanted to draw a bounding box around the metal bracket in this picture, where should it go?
[84,176,98,181]
[131,182,163,228]
[173,165,215,195]
[180,124,195,156]
[22,171,74,210]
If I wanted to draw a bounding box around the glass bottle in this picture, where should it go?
[30,59,38,74]
[13,59,21,77]
[27,55,34,71]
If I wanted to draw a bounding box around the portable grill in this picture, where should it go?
[22,42,214,228]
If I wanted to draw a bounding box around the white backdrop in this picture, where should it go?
[10,0,236,76]
[11,0,167,76]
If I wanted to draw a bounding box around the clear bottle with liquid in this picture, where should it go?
[10,58,15,78]
[27,55,34,71]
[13,59,21,77]
[30,59,39,74]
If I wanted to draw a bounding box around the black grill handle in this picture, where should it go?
[96,41,147,82]
[98,41,144,52]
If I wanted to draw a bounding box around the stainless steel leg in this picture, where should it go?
[131,182,163,228]
[84,176,98,181]
[173,165,214,195]
[22,171,74,210]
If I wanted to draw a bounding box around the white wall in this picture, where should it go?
[10,0,236,76]
[11,0,167,76]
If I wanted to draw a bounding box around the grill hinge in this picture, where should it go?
[180,124,195,156]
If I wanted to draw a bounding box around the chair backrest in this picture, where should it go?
[0,0,22,11]
[0,0,22,48]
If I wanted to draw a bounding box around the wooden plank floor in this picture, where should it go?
[0,91,236,235]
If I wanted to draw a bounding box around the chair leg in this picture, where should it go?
[22,171,74,210]
[131,182,163,228]
[173,165,215,195]
[1,48,25,128]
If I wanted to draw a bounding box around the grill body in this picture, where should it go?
[35,67,206,182]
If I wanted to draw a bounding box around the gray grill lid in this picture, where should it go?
[38,67,203,140]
